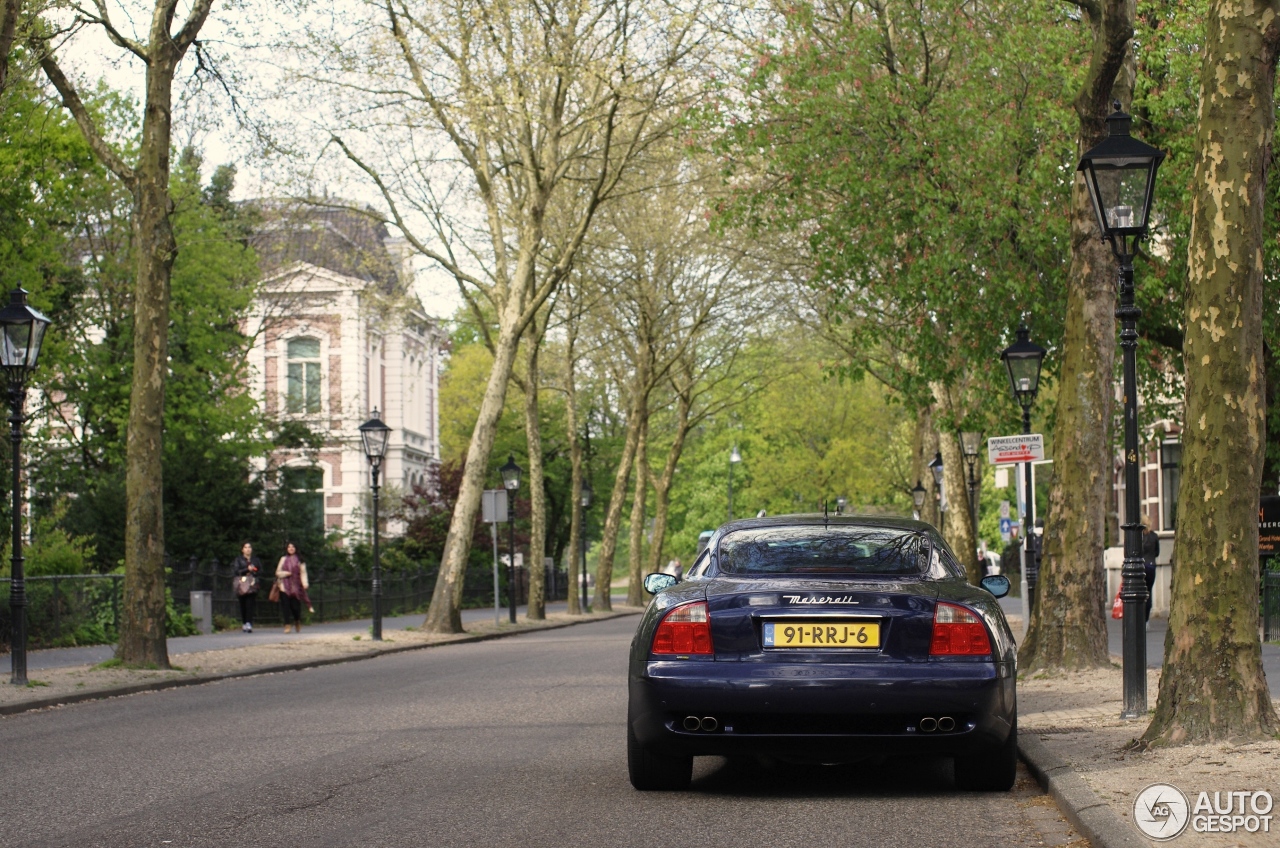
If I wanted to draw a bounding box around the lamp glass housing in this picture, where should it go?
[500,454,523,491]
[0,288,51,380]
[1001,326,1047,407]
[960,431,981,460]
[580,480,593,509]
[928,451,944,485]
[1077,108,1164,242]
[730,446,742,464]
[912,481,927,509]
[358,410,391,463]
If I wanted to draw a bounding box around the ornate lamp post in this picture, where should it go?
[1,288,50,685]
[928,451,944,513]
[960,431,982,530]
[580,478,592,613]
[1078,103,1164,720]
[1001,325,1048,615]
[727,445,741,521]
[911,480,926,521]
[500,454,523,623]
[359,410,391,641]
[836,496,847,516]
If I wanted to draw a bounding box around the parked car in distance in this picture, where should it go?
[628,514,1016,792]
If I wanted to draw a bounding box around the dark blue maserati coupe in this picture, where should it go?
[627,515,1017,792]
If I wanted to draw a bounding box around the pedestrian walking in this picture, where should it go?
[275,541,314,634]
[232,542,262,632]
[1141,515,1160,622]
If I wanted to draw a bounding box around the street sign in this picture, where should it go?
[1260,496,1280,559]
[988,434,1045,464]
[999,517,1014,536]
[482,489,508,524]
[999,500,1010,519]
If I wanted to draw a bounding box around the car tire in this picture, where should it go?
[627,723,693,791]
[954,718,1017,792]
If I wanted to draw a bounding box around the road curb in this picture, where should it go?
[1,610,641,717]
[1019,733,1150,848]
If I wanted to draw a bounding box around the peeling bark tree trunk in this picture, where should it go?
[522,337,547,619]
[595,375,648,611]
[0,0,20,99]
[427,319,524,632]
[646,390,692,578]
[1142,0,1280,745]
[918,407,942,529]
[625,413,650,606]
[40,0,214,668]
[564,329,584,615]
[1019,0,1134,672]
[939,431,980,583]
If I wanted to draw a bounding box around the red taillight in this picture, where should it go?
[651,601,714,655]
[930,602,992,656]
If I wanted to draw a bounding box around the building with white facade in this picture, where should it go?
[245,204,444,541]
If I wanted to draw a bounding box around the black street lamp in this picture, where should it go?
[912,480,926,521]
[836,496,847,516]
[1,288,50,685]
[927,451,944,512]
[727,445,741,521]
[1078,103,1164,720]
[960,431,982,531]
[1001,325,1047,616]
[359,410,391,641]
[500,454,523,624]
[580,478,592,613]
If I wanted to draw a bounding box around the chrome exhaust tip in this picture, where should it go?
[919,716,937,733]
[700,716,719,732]
[683,715,702,732]
[938,716,955,732]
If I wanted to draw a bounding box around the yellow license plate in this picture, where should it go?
[763,620,880,648]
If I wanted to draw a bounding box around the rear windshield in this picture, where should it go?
[717,526,924,576]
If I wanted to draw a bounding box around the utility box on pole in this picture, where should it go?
[189,591,213,635]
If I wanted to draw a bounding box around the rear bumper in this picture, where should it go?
[629,659,1015,761]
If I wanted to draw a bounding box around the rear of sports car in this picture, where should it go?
[627,520,1017,792]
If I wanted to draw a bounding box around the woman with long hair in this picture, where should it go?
[275,541,314,633]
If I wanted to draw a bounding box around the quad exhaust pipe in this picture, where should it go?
[917,716,955,733]
[682,715,719,732]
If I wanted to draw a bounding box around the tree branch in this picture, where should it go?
[39,52,138,187]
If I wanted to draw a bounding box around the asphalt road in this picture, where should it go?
[0,616,1081,848]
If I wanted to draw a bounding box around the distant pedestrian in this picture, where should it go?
[232,542,262,633]
[275,541,314,634]
[1141,515,1160,622]
[666,559,683,580]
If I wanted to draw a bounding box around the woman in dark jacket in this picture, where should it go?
[1141,516,1160,622]
[232,542,262,632]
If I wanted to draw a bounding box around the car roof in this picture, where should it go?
[713,513,933,535]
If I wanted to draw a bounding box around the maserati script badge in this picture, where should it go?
[783,595,860,605]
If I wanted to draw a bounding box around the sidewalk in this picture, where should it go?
[1,597,641,715]
[1002,598,1280,847]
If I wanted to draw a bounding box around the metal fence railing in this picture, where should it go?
[1,556,570,651]
[1263,570,1280,644]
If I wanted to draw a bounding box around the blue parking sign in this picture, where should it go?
[999,517,1013,535]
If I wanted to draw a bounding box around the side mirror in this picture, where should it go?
[980,574,1011,599]
[643,572,678,594]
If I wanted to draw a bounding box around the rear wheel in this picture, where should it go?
[627,723,692,791]
[954,719,1017,791]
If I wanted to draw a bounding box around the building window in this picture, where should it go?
[286,338,322,414]
[1161,441,1182,531]
[281,466,325,536]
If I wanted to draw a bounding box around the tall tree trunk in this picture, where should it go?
[647,392,692,578]
[918,407,942,529]
[1143,0,1280,745]
[625,412,650,606]
[1020,0,1134,672]
[594,385,646,611]
[41,0,215,667]
[0,0,20,99]
[523,337,546,619]
[119,49,179,668]
[425,314,524,632]
[564,331,584,615]
[939,431,980,583]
